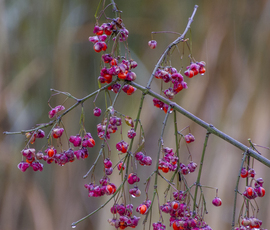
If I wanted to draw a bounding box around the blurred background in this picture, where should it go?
[1,0,270,229]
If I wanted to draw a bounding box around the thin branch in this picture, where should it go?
[129,81,270,168]
[193,131,210,215]
[143,105,172,225]
[232,150,248,229]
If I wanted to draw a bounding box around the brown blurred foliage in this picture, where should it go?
[1,0,270,229]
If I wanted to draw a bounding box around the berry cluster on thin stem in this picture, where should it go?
[3,2,270,229]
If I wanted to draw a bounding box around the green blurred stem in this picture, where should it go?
[143,105,172,224]
[164,110,179,196]
[129,81,270,168]
[193,131,210,215]
[146,5,198,88]
[232,150,248,229]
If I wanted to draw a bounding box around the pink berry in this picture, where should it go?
[240,167,248,178]
[116,140,129,153]
[148,40,157,49]
[117,161,126,171]
[52,127,64,138]
[140,156,152,166]
[127,129,136,139]
[17,161,30,172]
[185,133,195,143]
[255,178,264,187]
[128,173,140,184]
[88,35,99,43]
[125,71,137,81]
[129,186,141,198]
[135,152,144,161]
[93,42,104,53]
[93,107,102,117]
[105,167,113,175]
[104,158,113,168]
[255,186,265,197]
[55,105,65,113]
[212,197,222,206]
[48,108,56,119]
[248,168,256,178]
[187,161,197,173]
[36,129,45,138]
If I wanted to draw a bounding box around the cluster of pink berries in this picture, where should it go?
[24,129,45,144]
[155,67,188,100]
[179,161,198,175]
[18,146,76,172]
[128,173,140,184]
[235,165,267,229]
[84,176,117,197]
[127,173,141,197]
[171,216,213,230]
[108,203,140,229]
[69,133,96,148]
[235,217,264,229]
[48,105,65,119]
[240,167,256,178]
[18,157,43,172]
[89,17,129,53]
[134,151,152,166]
[152,222,166,230]
[153,98,173,114]
[242,178,265,199]
[158,147,178,173]
[116,140,129,153]
[103,158,113,175]
[184,61,206,78]
[240,168,266,199]
[160,197,212,230]
[21,148,40,163]
[89,18,138,97]
[41,147,75,164]
[98,58,137,84]
[18,119,98,172]
[97,115,122,140]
